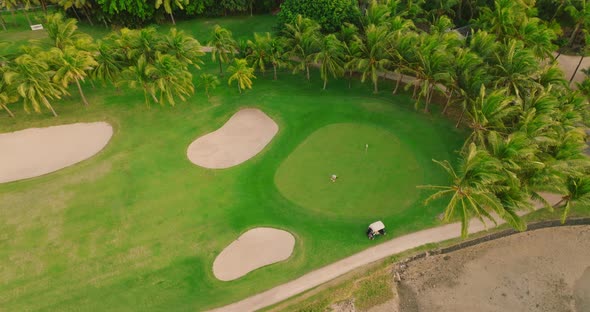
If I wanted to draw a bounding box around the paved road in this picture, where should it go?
[209,193,562,312]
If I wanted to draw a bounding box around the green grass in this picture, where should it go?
[0,16,465,311]
[275,123,422,219]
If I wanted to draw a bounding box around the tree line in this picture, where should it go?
[271,0,590,236]
[1,0,590,237]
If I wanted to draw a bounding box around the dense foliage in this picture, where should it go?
[277,0,361,32]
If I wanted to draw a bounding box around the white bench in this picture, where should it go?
[30,24,44,31]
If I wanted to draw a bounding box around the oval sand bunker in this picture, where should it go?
[187,108,278,169]
[213,227,295,281]
[0,122,113,183]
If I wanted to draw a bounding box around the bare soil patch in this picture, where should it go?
[397,225,590,312]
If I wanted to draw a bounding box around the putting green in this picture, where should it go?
[275,123,422,219]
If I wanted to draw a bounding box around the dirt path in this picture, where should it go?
[208,194,561,312]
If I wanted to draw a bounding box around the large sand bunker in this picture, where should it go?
[187,108,278,169]
[213,227,295,281]
[0,122,113,183]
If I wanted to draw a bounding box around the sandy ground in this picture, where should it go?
[0,122,113,183]
[554,53,590,87]
[187,108,278,169]
[396,225,590,312]
[213,227,295,281]
[208,194,562,311]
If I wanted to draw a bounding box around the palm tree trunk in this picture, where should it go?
[424,84,433,112]
[442,91,453,114]
[569,23,582,47]
[570,55,584,84]
[75,78,90,106]
[412,80,419,98]
[323,77,328,90]
[170,12,176,25]
[151,92,159,103]
[393,74,403,94]
[373,79,378,93]
[39,0,47,15]
[42,96,58,117]
[10,9,16,26]
[238,84,242,94]
[218,58,223,75]
[348,70,353,88]
[2,104,14,117]
[273,64,277,80]
[456,106,466,128]
[22,9,32,27]
[83,6,94,26]
[72,7,82,22]
[0,15,7,31]
[306,65,310,81]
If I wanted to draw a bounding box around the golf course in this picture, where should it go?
[2,0,590,310]
[0,15,464,311]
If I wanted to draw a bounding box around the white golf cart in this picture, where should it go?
[366,221,386,240]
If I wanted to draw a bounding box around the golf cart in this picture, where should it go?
[366,221,386,240]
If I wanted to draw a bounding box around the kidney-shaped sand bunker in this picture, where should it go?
[213,227,295,281]
[187,108,278,169]
[0,122,113,183]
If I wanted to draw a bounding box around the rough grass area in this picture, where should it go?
[0,16,465,311]
[353,271,395,310]
[275,123,422,219]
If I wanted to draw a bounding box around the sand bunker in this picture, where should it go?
[187,108,278,169]
[0,122,113,183]
[213,227,295,281]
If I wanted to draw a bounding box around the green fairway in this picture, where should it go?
[275,123,421,219]
[0,16,466,311]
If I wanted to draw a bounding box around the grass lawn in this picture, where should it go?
[0,16,465,311]
[275,123,423,219]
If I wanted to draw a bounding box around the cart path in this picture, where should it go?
[209,193,562,312]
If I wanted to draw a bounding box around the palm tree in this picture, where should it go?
[413,33,452,112]
[313,34,345,90]
[4,54,67,117]
[155,0,188,25]
[198,73,220,99]
[208,25,237,75]
[466,86,520,147]
[246,32,271,76]
[91,40,123,87]
[118,55,157,106]
[45,13,91,51]
[113,27,162,67]
[282,15,320,81]
[150,52,194,106]
[556,175,590,223]
[227,59,256,94]
[352,24,391,93]
[268,36,286,80]
[163,28,204,69]
[421,143,524,237]
[50,46,97,106]
[493,39,540,99]
[0,77,17,117]
[565,0,590,47]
